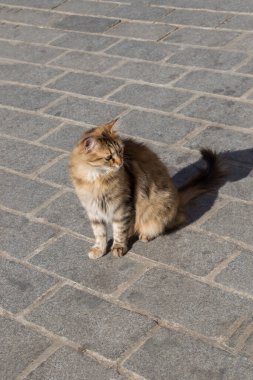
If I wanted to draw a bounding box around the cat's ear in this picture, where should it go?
[103,119,118,134]
[83,137,98,152]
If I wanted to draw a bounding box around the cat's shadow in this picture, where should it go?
[171,148,252,226]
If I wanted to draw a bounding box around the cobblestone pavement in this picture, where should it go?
[0,0,253,379]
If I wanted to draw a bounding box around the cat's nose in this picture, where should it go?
[114,158,123,168]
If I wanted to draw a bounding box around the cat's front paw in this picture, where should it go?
[88,246,105,260]
[112,244,127,258]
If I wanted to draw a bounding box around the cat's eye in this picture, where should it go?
[105,155,112,161]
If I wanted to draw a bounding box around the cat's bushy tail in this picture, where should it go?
[178,149,226,207]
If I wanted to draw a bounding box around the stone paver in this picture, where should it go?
[0,84,60,111]
[109,84,192,112]
[167,47,246,70]
[202,203,253,245]
[124,328,253,380]
[30,234,146,294]
[0,171,58,212]
[47,72,125,98]
[0,317,50,380]
[50,50,121,73]
[50,32,118,52]
[131,228,236,276]
[121,268,253,337]
[180,97,253,128]
[0,209,57,258]
[27,286,155,359]
[0,40,62,64]
[0,257,57,313]
[107,39,177,62]
[0,108,60,140]
[106,22,175,41]
[163,27,240,47]
[109,61,185,84]
[1,0,253,378]
[0,136,60,174]
[0,62,63,86]
[38,156,73,187]
[216,252,253,295]
[27,346,126,380]
[45,96,126,125]
[40,124,86,151]
[174,69,253,97]
[118,110,201,143]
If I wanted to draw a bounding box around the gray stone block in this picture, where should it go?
[47,72,124,98]
[45,96,126,125]
[110,61,185,84]
[121,267,253,336]
[0,84,60,111]
[109,84,192,112]
[185,126,253,165]
[0,317,50,380]
[51,32,118,52]
[174,70,253,97]
[0,137,60,174]
[0,22,63,43]
[163,27,239,47]
[51,51,121,73]
[52,15,120,33]
[0,62,63,86]
[109,4,169,21]
[124,327,253,380]
[41,124,85,151]
[27,285,155,359]
[0,172,58,212]
[153,0,253,13]
[107,40,177,61]
[119,110,200,143]
[167,47,246,70]
[106,22,175,41]
[222,15,253,31]
[37,191,93,236]
[0,40,62,64]
[0,108,59,141]
[0,0,63,9]
[131,228,236,276]
[30,234,146,293]
[0,209,57,258]
[202,202,253,245]
[180,96,253,129]
[56,0,118,15]
[27,346,125,380]
[231,34,253,52]
[221,163,253,201]
[216,253,253,295]
[0,257,56,313]
[237,58,253,75]
[39,156,73,188]
[163,9,228,27]
[0,6,62,27]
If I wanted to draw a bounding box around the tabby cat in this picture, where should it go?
[70,119,224,259]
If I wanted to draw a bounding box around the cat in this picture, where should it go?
[70,119,225,259]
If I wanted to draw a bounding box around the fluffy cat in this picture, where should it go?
[70,119,224,259]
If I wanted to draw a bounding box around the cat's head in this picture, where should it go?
[78,119,124,174]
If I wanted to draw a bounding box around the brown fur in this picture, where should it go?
[70,120,225,259]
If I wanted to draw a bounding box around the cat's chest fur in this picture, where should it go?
[74,176,117,221]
